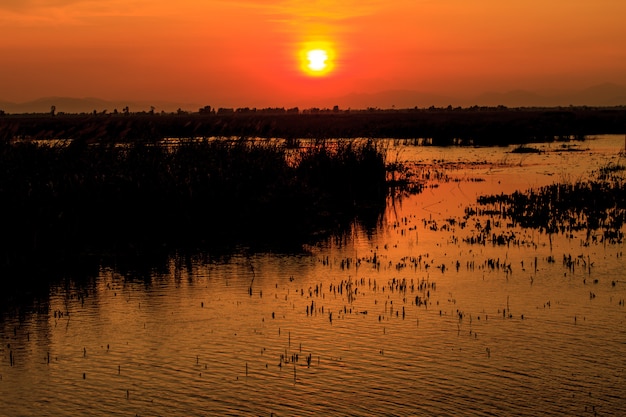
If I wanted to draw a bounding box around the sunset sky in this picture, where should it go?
[1,0,626,109]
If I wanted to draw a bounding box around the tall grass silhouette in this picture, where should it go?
[0,137,389,270]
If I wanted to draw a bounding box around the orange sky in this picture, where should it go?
[1,0,626,109]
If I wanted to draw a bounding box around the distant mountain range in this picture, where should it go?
[473,83,626,108]
[1,83,625,114]
[332,83,626,109]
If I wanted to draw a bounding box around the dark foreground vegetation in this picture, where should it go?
[1,107,624,283]
[465,163,626,244]
[0,138,388,274]
[2,106,625,145]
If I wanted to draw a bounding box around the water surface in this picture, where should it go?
[1,135,625,416]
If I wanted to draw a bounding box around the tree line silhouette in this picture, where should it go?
[1,106,625,146]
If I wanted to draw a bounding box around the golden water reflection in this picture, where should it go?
[1,135,625,416]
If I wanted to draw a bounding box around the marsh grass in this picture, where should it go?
[468,163,626,242]
[0,138,390,270]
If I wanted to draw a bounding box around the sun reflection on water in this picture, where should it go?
[1,135,624,416]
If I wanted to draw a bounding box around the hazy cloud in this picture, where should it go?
[0,0,159,26]
[0,0,105,13]
[0,0,381,27]
[225,0,382,21]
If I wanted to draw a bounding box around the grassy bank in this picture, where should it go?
[0,138,388,270]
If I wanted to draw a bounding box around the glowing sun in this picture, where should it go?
[307,49,328,72]
[299,43,335,76]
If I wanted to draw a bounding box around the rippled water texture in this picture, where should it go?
[1,135,625,416]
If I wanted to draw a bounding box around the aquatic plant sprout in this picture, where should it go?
[465,165,625,243]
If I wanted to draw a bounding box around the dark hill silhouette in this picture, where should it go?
[471,83,626,107]
[473,90,553,107]
[332,90,455,109]
[566,83,626,106]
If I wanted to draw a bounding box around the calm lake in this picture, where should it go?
[1,135,625,416]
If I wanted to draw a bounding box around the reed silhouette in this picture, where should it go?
[0,137,390,273]
[467,163,625,243]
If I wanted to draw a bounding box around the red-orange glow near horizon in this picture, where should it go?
[299,42,336,77]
